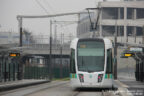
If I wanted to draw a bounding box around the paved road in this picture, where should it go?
[0,81,113,96]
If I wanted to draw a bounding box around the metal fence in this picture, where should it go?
[0,34,74,82]
[23,55,70,80]
[0,51,23,82]
[22,34,72,80]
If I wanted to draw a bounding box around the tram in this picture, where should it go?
[70,38,114,88]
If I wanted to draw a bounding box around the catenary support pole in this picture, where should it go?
[17,17,23,47]
[49,20,52,80]
[142,26,144,44]
[114,20,117,80]
[60,33,63,78]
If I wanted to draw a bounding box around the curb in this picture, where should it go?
[0,80,50,92]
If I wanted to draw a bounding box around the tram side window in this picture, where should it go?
[70,49,76,73]
[106,49,113,73]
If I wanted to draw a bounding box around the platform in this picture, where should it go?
[114,76,144,96]
[0,79,50,92]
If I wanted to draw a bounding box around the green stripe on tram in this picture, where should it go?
[110,74,113,78]
[70,73,77,78]
[105,74,113,79]
[105,74,108,79]
[75,74,77,78]
[70,74,72,78]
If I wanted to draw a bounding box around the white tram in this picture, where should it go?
[70,38,114,88]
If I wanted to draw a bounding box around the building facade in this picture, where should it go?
[77,1,144,44]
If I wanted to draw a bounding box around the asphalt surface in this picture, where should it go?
[0,80,49,92]
[0,81,113,96]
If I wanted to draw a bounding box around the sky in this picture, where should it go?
[0,0,118,37]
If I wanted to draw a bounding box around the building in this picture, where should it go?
[77,0,144,44]
[0,32,19,45]
[0,30,35,48]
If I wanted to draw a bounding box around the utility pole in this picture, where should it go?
[49,20,52,80]
[17,17,23,47]
[60,33,63,78]
[114,20,118,80]
[17,17,23,80]
[54,23,57,45]
[62,33,64,44]
[69,33,72,42]
[142,26,144,44]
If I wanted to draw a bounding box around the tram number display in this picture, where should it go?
[9,53,20,57]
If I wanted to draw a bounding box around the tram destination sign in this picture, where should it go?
[130,47,143,52]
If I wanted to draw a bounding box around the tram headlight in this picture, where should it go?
[98,74,103,82]
[78,74,84,82]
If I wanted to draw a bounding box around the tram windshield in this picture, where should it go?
[77,40,105,72]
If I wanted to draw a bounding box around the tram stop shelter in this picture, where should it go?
[121,47,144,82]
[0,46,23,82]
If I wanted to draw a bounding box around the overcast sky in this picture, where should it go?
[0,0,118,37]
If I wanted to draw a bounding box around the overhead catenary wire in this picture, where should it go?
[35,0,50,15]
[35,0,77,40]
[35,0,57,21]
[31,1,76,43]
[42,0,77,38]
[43,0,56,14]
